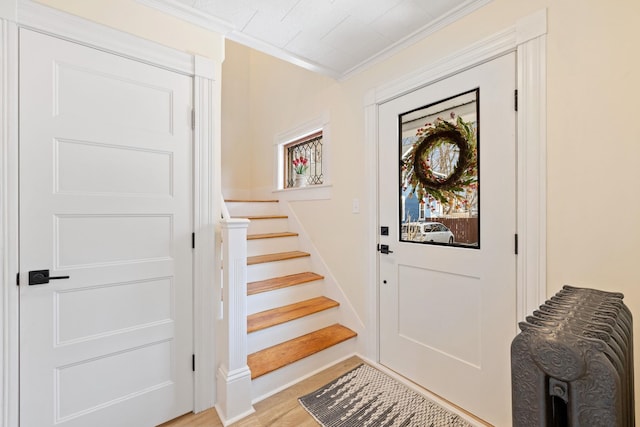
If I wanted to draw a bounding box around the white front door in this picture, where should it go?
[19,29,193,427]
[378,53,517,426]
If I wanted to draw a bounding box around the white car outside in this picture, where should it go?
[401,221,455,244]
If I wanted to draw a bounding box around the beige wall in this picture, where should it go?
[222,0,640,416]
[31,0,224,60]
[221,40,252,198]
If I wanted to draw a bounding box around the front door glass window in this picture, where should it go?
[399,89,479,248]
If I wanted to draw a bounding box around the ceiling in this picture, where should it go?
[142,0,491,80]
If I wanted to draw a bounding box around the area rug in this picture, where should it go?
[298,364,473,427]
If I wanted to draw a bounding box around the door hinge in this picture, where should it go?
[515,233,519,255]
[16,273,19,286]
[514,89,518,112]
[191,109,195,130]
[192,354,195,372]
[192,232,195,249]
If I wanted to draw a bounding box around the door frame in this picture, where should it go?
[0,2,222,425]
[363,9,548,361]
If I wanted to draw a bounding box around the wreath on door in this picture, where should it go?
[401,115,477,205]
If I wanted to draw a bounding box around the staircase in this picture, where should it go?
[225,199,358,400]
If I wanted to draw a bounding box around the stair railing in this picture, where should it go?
[216,197,254,423]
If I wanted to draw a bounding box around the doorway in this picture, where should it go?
[19,29,194,427]
[378,53,517,426]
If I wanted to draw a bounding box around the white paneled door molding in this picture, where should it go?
[1,18,19,427]
[0,3,221,426]
[516,33,547,326]
[17,0,198,78]
[364,9,547,360]
[193,70,220,413]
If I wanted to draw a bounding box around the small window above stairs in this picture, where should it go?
[225,199,357,397]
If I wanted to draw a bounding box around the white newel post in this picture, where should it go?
[216,218,254,425]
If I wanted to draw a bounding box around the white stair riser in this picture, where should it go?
[248,281,324,314]
[250,339,358,402]
[247,257,311,283]
[247,218,289,235]
[228,201,358,403]
[248,308,339,354]
[247,236,299,257]
[226,201,281,217]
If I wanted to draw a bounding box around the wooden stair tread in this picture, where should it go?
[248,272,324,295]
[248,297,339,333]
[247,324,357,379]
[234,214,288,220]
[247,251,309,265]
[225,199,279,203]
[247,232,298,240]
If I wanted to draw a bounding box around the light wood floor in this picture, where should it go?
[159,356,363,427]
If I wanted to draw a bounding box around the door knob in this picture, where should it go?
[377,244,394,254]
[28,270,70,286]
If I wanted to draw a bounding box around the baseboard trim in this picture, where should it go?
[250,352,359,405]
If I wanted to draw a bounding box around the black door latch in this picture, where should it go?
[377,244,394,254]
[28,270,70,286]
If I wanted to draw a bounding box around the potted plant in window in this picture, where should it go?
[293,156,309,187]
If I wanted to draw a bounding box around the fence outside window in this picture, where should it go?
[285,131,323,188]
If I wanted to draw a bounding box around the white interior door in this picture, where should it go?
[19,29,193,427]
[378,53,517,426]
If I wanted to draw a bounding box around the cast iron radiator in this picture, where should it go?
[511,285,634,426]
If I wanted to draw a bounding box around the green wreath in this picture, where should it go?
[402,116,477,205]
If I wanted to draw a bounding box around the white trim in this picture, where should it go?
[17,0,196,77]
[0,2,16,22]
[227,31,341,80]
[193,72,219,412]
[363,96,379,361]
[0,18,19,427]
[215,219,253,426]
[371,26,517,103]
[516,8,547,45]
[132,0,493,81]
[364,9,547,359]
[273,183,333,201]
[194,55,216,80]
[273,113,332,198]
[516,34,547,323]
[250,352,359,405]
[1,5,222,425]
[135,0,234,34]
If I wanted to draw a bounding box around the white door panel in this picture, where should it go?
[378,53,516,426]
[19,29,193,427]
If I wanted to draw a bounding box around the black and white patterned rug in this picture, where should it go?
[298,364,473,427]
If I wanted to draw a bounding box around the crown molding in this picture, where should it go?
[340,0,493,81]
[135,0,234,34]
[137,0,493,81]
[132,0,341,78]
[226,30,342,80]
